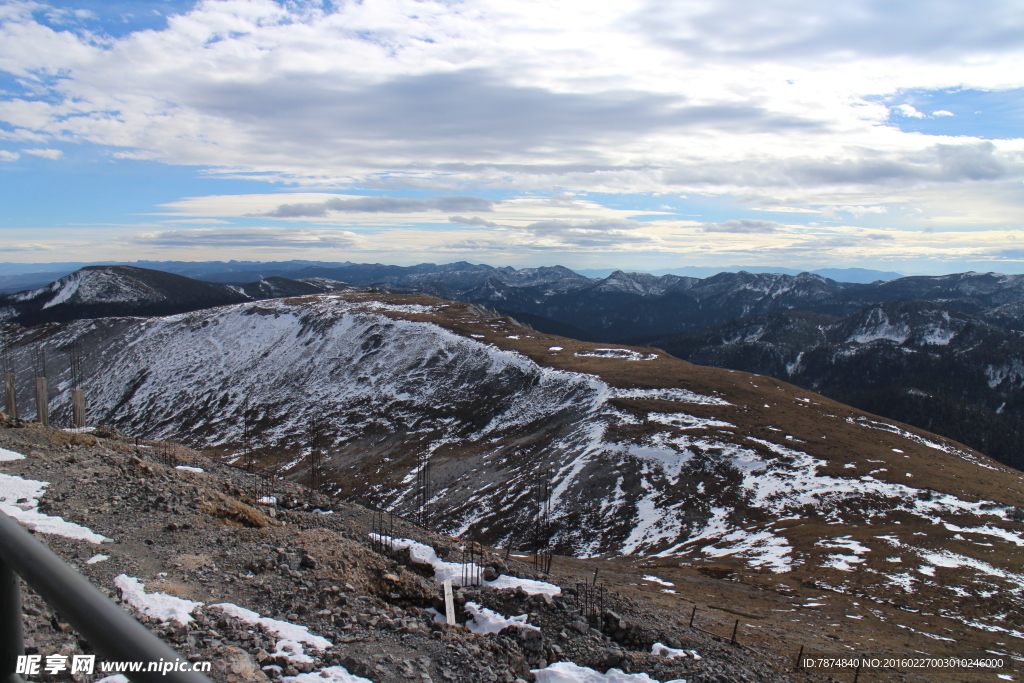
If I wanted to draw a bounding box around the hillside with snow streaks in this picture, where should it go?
[5,292,1024,635]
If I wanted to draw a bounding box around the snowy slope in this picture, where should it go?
[4,292,1024,640]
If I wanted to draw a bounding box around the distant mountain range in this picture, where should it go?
[0,259,903,292]
[642,301,1024,470]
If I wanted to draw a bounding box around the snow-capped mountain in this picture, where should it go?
[0,266,343,326]
[3,292,1022,642]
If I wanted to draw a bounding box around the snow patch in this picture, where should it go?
[0,472,111,543]
[575,348,658,361]
[0,447,25,461]
[464,601,539,635]
[211,602,332,650]
[372,535,561,596]
[533,662,686,683]
[114,575,202,625]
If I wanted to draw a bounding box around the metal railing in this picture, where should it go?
[0,510,213,683]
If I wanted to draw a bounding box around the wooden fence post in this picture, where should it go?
[72,388,86,427]
[2,373,15,420]
[34,377,48,426]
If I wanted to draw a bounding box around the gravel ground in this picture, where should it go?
[1,416,828,683]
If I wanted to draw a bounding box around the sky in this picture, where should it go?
[0,0,1022,275]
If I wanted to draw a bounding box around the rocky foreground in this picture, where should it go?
[0,417,815,683]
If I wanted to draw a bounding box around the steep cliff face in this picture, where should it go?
[4,291,1024,641]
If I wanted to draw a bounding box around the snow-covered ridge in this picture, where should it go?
[33,268,168,309]
[7,294,1019,581]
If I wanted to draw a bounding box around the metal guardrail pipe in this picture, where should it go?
[0,510,213,683]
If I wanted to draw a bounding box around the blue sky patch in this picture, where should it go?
[876,87,1024,139]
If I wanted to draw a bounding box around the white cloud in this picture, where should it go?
[0,0,1022,269]
[894,104,927,118]
[0,0,1018,204]
[0,149,19,161]
[127,227,361,249]
[22,148,62,159]
[932,110,954,116]
[703,219,783,233]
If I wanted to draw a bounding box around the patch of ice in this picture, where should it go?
[114,575,202,625]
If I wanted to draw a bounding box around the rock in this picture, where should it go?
[212,646,269,683]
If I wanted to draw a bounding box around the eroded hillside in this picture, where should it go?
[3,291,1024,657]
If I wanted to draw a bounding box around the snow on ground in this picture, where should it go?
[272,640,316,664]
[651,643,699,659]
[0,447,25,461]
[943,522,1024,546]
[533,661,686,683]
[283,667,373,683]
[0,472,111,543]
[114,575,202,625]
[212,602,371,682]
[646,413,735,430]
[847,416,1000,470]
[174,465,204,473]
[86,554,109,564]
[574,349,658,361]
[372,534,561,596]
[699,528,796,573]
[356,301,437,315]
[211,603,332,649]
[641,575,673,587]
[62,426,96,434]
[610,387,729,405]
[464,601,539,635]
[816,536,870,571]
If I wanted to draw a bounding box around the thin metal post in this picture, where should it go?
[689,605,696,628]
[852,664,861,683]
[730,618,739,644]
[3,374,15,421]
[794,645,803,671]
[0,559,24,683]
[0,510,211,683]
